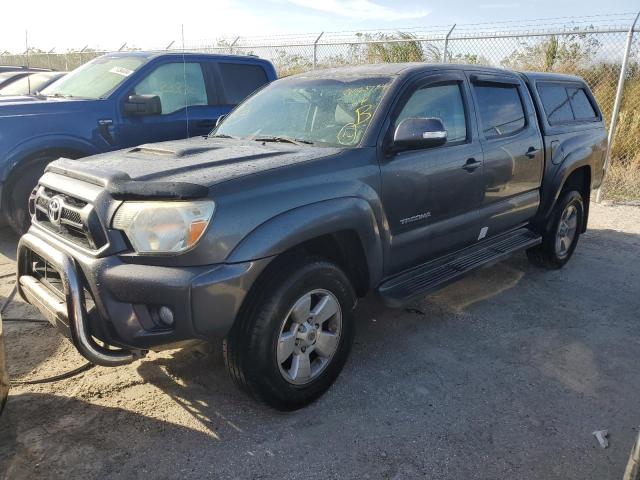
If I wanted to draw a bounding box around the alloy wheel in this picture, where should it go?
[276,289,342,385]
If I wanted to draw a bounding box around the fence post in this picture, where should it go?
[313,32,324,69]
[229,36,240,55]
[24,30,29,69]
[442,24,456,63]
[47,48,54,70]
[596,11,640,203]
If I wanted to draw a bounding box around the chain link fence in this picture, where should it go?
[1,15,639,198]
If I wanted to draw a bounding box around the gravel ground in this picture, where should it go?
[1,202,639,479]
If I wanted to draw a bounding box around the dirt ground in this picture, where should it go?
[1,202,639,479]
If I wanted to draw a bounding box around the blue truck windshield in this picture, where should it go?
[41,55,148,99]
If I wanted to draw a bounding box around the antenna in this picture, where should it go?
[181,24,190,139]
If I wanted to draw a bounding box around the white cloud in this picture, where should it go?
[285,0,429,21]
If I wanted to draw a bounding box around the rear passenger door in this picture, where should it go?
[197,61,270,135]
[468,73,544,237]
[214,61,269,107]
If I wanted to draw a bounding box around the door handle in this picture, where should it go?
[525,146,539,159]
[462,158,481,172]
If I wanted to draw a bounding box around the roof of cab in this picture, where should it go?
[286,63,590,85]
[287,62,521,79]
[518,71,586,83]
[97,50,270,63]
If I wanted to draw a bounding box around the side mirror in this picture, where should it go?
[392,117,447,151]
[123,94,161,116]
[216,115,226,127]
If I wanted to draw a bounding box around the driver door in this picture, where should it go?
[380,72,484,274]
[116,61,218,147]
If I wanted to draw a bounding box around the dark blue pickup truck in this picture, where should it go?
[0,51,276,232]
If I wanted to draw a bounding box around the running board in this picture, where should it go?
[377,228,541,307]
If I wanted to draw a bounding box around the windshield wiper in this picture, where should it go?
[254,136,314,146]
[44,93,75,99]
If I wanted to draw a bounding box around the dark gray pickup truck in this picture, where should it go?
[16,63,606,409]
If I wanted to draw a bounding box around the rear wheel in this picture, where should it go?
[223,255,356,410]
[527,190,584,269]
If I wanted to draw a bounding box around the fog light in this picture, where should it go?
[158,306,174,326]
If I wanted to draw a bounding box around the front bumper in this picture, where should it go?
[17,228,272,366]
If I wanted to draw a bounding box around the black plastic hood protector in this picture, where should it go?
[107,180,209,200]
[45,137,342,200]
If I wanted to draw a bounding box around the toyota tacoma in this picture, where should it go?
[16,63,606,409]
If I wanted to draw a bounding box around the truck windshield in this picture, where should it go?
[40,55,148,99]
[0,72,63,95]
[213,76,392,147]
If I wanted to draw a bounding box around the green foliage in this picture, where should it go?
[544,36,558,71]
[358,32,435,63]
[272,50,313,77]
[502,30,601,72]
[449,52,491,65]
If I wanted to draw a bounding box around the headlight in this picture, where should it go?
[112,200,215,254]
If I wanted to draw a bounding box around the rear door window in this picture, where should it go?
[218,63,269,105]
[473,83,526,138]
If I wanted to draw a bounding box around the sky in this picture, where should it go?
[1,0,638,53]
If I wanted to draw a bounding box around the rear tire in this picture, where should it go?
[223,255,356,410]
[527,190,584,269]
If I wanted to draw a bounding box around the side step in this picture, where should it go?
[377,228,541,307]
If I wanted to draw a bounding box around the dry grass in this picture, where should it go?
[600,158,640,202]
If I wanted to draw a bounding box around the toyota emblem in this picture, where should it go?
[47,196,64,225]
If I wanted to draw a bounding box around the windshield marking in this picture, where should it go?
[337,103,373,146]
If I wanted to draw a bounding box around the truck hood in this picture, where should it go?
[0,96,98,116]
[0,95,41,103]
[47,136,342,195]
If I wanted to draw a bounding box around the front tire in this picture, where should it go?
[223,255,356,410]
[527,190,584,269]
[5,158,53,235]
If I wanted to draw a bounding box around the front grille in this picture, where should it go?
[32,187,107,250]
[27,249,96,318]
[30,251,64,298]
[62,208,82,224]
